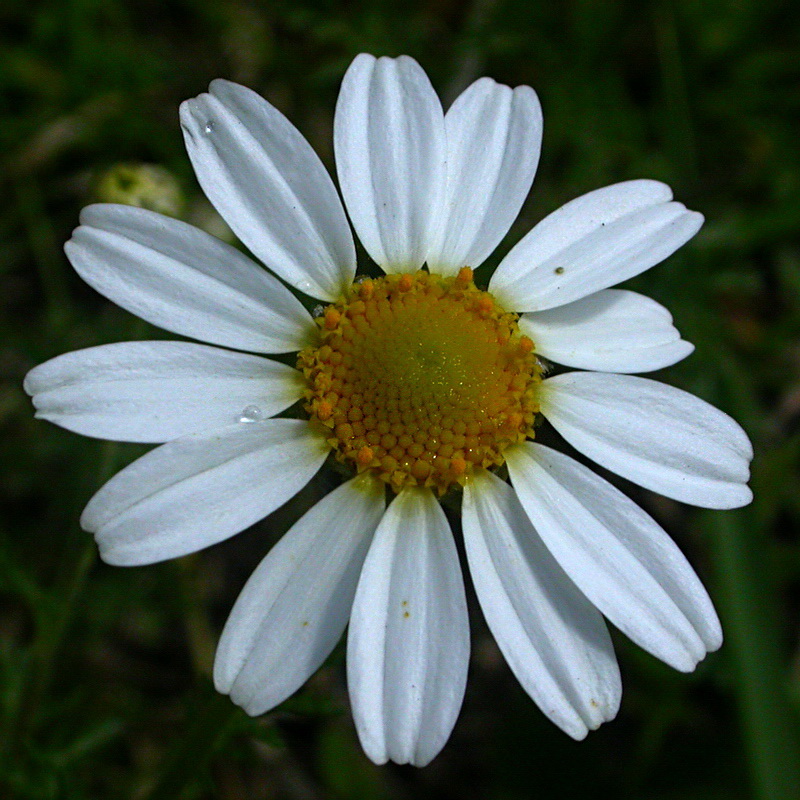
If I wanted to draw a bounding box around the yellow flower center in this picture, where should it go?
[298,268,542,494]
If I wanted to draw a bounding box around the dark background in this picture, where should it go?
[2,0,800,798]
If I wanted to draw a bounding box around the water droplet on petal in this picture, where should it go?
[237,404,263,423]
[204,121,214,134]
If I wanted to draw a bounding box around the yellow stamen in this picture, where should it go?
[449,456,467,477]
[356,446,374,468]
[324,308,341,330]
[456,266,473,286]
[358,279,374,300]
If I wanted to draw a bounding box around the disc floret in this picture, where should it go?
[298,268,541,494]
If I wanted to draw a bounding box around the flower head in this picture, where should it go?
[25,53,752,767]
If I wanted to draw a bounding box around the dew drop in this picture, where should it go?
[203,121,214,134]
[237,404,263,423]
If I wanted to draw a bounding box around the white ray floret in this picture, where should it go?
[24,341,305,444]
[427,77,543,275]
[519,289,694,373]
[181,80,356,301]
[507,442,723,672]
[490,180,704,312]
[347,488,470,767]
[539,372,754,509]
[463,470,621,739]
[216,476,385,715]
[67,204,315,353]
[83,420,329,566]
[335,54,446,273]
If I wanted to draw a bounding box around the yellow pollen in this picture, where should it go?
[324,308,341,330]
[449,457,467,477]
[477,296,494,316]
[455,266,473,287]
[316,399,333,421]
[356,446,374,468]
[358,279,374,300]
[298,270,542,494]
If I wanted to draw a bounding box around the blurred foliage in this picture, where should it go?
[2,0,800,797]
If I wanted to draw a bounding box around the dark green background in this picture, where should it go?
[2,0,800,797]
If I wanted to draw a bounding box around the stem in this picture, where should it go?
[654,0,699,188]
[706,508,800,800]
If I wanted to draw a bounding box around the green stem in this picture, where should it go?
[706,508,800,800]
[654,0,699,188]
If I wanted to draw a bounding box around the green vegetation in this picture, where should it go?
[2,0,799,797]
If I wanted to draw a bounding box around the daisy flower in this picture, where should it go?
[25,54,753,767]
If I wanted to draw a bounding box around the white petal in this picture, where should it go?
[506,443,722,672]
[66,205,314,353]
[540,372,753,509]
[334,54,446,272]
[82,420,328,566]
[347,488,469,767]
[180,80,356,301]
[462,471,620,739]
[490,180,704,312]
[215,475,385,714]
[24,341,304,444]
[520,289,694,373]
[426,78,542,274]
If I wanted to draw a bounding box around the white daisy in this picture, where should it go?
[24,53,753,767]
